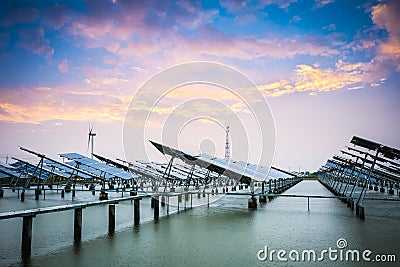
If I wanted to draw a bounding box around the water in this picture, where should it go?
[1,181,399,266]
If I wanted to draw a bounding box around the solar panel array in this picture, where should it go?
[148,140,295,184]
[320,136,400,184]
[0,162,28,179]
[59,153,137,180]
[11,160,70,180]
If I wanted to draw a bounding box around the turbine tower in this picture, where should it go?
[88,124,96,159]
[225,126,230,160]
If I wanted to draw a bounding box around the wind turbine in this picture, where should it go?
[87,123,96,159]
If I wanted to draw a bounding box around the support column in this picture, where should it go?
[359,206,365,220]
[161,195,166,207]
[248,196,257,209]
[35,189,40,200]
[108,204,115,233]
[134,199,140,225]
[153,196,159,220]
[21,216,33,259]
[74,208,82,243]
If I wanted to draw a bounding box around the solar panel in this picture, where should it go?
[350,136,381,151]
[11,161,53,180]
[0,172,8,179]
[59,152,86,160]
[45,160,91,179]
[149,140,288,183]
[0,162,26,178]
[62,154,136,180]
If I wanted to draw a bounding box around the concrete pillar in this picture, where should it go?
[134,199,140,226]
[108,204,115,233]
[61,189,65,198]
[161,196,166,207]
[359,206,365,220]
[35,189,40,200]
[167,196,170,215]
[21,216,33,259]
[248,196,257,209]
[99,190,108,200]
[154,196,159,220]
[74,208,82,243]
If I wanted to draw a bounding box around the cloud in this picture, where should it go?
[220,0,248,13]
[371,1,400,71]
[17,27,54,58]
[235,14,256,25]
[290,15,301,23]
[261,0,299,9]
[1,7,39,26]
[57,59,69,73]
[41,4,77,30]
[258,59,386,97]
[0,84,128,124]
[314,0,335,8]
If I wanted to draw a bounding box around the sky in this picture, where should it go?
[0,0,399,172]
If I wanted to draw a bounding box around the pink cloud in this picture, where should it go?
[219,0,248,13]
[371,1,400,71]
[258,59,387,97]
[235,14,256,25]
[261,0,299,9]
[58,59,69,73]
[314,0,335,8]
[17,27,54,58]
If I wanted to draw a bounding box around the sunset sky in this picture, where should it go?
[0,0,399,171]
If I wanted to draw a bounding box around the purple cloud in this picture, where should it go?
[17,27,54,58]
[1,7,39,26]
